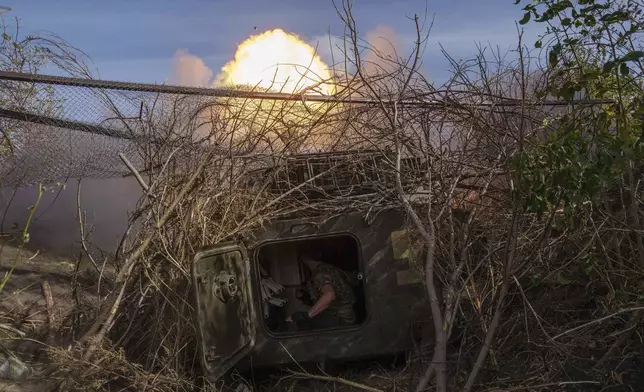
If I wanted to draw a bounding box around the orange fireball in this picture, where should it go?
[216,29,335,95]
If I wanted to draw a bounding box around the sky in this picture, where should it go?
[8,0,543,85]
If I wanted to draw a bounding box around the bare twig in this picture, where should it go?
[41,280,55,325]
[286,370,384,392]
[79,150,214,358]
[486,380,600,391]
[118,152,150,192]
[553,307,644,341]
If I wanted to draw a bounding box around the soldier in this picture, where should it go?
[286,247,356,330]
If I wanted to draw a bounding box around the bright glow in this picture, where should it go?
[216,29,334,95]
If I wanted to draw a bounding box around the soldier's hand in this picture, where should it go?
[290,311,310,323]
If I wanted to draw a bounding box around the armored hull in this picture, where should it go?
[193,208,430,381]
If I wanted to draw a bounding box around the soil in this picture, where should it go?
[0,242,113,390]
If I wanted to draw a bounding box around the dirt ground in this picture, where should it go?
[0,241,109,328]
[0,242,111,391]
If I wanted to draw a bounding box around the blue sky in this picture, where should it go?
[8,0,542,85]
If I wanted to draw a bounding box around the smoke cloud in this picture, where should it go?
[309,26,405,80]
[364,25,403,75]
[170,49,214,87]
[1,177,142,257]
[308,34,346,72]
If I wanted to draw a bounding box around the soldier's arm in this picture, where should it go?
[308,283,335,318]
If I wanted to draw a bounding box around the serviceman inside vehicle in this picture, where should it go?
[286,247,356,330]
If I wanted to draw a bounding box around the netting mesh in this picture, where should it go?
[0,77,273,186]
[0,75,160,186]
[0,72,391,188]
[3,72,517,193]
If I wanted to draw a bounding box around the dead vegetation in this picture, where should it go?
[1,0,643,391]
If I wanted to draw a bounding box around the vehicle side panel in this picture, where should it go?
[243,209,429,368]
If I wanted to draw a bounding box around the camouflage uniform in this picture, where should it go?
[306,263,356,325]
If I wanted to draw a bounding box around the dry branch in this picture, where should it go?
[286,370,384,392]
[41,280,55,326]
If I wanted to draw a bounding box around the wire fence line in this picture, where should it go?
[0,71,426,188]
[0,71,308,187]
[0,74,148,186]
[0,71,616,107]
[0,71,615,188]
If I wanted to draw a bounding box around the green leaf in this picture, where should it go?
[581,71,600,82]
[602,61,615,74]
[621,51,644,62]
[535,40,542,48]
[549,50,559,68]
[563,38,579,46]
[519,12,531,25]
[620,62,630,76]
[601,11,630,24]
[561,17,571,26]
[535,12,553,23]
[514,0,521,4]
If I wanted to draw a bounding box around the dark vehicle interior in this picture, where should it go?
[257,235,367,333]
